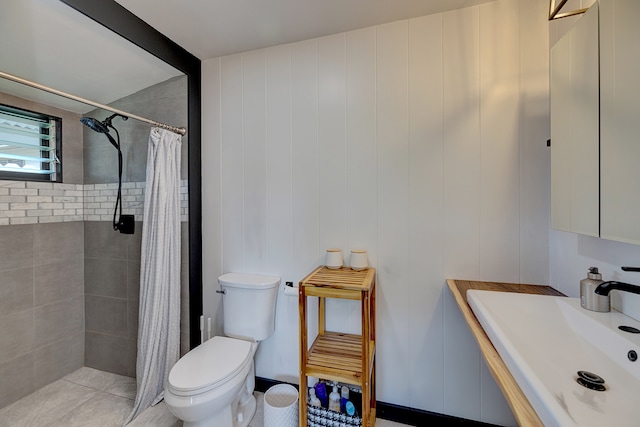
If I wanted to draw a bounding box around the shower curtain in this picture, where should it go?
[125,127,182,425]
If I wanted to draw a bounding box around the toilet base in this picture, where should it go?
[181,393,256,427]
[235,393,256,427]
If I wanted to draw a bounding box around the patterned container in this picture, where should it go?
[264,384,299,427]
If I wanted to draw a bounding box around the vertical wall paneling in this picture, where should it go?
[243,50,268,274]
[291,40,320,281]
[263,44,296,381]
[291,40,321,347]
[265,45,294,279]
[376,21,411,403]
[407,14,445,413]
[442,6,482,421]
[346,27,378,265]
[200,0,559,421]
[318,34,354,334]
[520,0,551,286]
[479,0,521,284]
[220,55,245,274]
[201,58,224,334]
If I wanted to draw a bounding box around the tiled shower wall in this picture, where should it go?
[0,75,189,407]
[0,93,84,408]
[82,75,190,376]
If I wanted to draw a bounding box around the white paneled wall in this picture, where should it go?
[202,0,550,424]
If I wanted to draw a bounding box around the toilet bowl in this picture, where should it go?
[164,272,280,427]
[165,336,257,427]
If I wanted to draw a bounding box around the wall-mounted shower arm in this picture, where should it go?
[0,69,186,136]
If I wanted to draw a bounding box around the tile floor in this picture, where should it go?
[0,367,409,427]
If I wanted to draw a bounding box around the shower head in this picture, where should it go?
[80,113,128,134]
[80,117,110,134]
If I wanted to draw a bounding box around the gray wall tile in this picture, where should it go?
[33,222,83,264]
[34,258,83,306]
[34,296,84,348]
[0,224,34,272]
[127,223,143,260]
[83,144,119,184]
[127,261,141,302]
[85,295,127,336]
[84,258,127,298]
[0,267,34,316]
[85,332,131,377]
[0,310,35,364]
[33,331,84,389]
[84,222,129,260]
[0,353,34,408]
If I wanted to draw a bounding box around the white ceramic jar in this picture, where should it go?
[349,250,368,270]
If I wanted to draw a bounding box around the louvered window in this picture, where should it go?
[0,104,61,182]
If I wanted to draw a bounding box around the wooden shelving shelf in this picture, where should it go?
[299,266,376,427]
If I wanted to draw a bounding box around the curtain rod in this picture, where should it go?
[0,70,187,136]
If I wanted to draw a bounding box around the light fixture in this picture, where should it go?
[549,0,588,20]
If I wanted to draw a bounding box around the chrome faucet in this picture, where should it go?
[595,281,640,296]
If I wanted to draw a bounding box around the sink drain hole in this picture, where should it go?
[619,325,640,334]
[576,371,606,391]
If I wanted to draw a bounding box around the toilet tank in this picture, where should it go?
[218,273,280,341]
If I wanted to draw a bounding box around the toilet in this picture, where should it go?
[164,273,280,427]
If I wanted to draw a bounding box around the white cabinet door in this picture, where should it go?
[550,2,600,237]
[600,0,640,244]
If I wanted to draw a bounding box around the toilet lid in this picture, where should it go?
[168,336,253,394]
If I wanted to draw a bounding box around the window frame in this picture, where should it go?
[0,103,62,183]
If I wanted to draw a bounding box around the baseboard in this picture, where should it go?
[255,377,498,427]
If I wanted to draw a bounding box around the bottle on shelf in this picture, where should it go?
[309,387,321,407]
[328,384,341,412]
[314,381,328,408]
[340,385,349,413]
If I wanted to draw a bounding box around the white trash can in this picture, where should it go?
[263,384,299,427]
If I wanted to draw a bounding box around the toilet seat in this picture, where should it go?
[168,336,253,396]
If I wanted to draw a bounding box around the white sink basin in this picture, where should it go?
[467,290,640,427]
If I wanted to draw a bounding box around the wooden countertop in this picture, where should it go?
[446,279,565,427]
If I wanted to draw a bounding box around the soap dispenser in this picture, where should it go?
[580,267,610,312]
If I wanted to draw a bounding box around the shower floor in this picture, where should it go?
[0,367,266,427]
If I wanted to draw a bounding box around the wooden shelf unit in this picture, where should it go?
[299,266,376,427]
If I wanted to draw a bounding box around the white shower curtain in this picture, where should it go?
[125,127,182,425]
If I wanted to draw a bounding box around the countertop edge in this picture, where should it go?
[446,279,563,427]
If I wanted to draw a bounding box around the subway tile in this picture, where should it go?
[33,221,83,265]
[0,310,35,364]
[0,224,33,271]
[33,331,84,389]
[85,295,127,336]
[34,258,84,306]
[84,258,127,298]
[34,296,84,348]
[0,267,34,316]
[0,353,34,408]
[85,332,130,376]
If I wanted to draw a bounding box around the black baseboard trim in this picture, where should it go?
[255,377,498,427]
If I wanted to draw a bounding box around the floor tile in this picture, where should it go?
[127,401,181,427]
[63,367,133,392]
[45,392,133,427]
[0,380,98,427]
